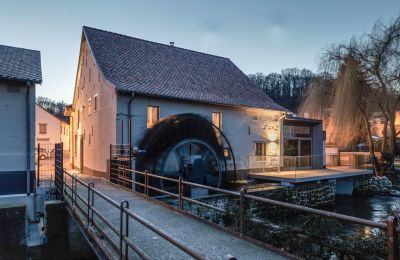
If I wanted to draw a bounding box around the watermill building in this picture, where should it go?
[67,26,329,190]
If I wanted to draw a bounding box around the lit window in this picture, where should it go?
[88,98,92,115]
[212,112,222,129]
[147,106,159,128]
[254,142,267,156]
[223,148,231,158]
[39,124,47,134]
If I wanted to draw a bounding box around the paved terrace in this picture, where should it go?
[64,172,288,259]
[249,166,373,183]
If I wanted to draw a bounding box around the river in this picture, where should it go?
[333,195,399,221]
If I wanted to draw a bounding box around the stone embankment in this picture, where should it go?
[353,176,400,196]
[248,183,336,208]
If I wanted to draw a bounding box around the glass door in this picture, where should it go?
[299,139,312,168]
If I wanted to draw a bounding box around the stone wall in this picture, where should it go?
[353,176,399,196]
[0,206,25,247]
[248,182,336,208]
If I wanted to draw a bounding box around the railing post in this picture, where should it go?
[145,170,149,196]
[120,165,125,187]
[387,216,399,260]
[178,177,183,210]
[239,188,246,236]
[120,200,129,260]
[87,183,94,227]
[72,173,77,208]
[91,184,94,224]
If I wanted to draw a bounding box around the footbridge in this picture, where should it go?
[60,171,289,259]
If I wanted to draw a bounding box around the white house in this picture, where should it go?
[67,27,324,187]
[35,104,70,152]
[0,44,42,195]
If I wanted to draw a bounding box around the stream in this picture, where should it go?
[333,195,399,221]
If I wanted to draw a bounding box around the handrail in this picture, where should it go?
[62,170,206,260]
[118,166,399,259]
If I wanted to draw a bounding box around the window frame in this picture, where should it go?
[39,123,47,134]
[88,98,92,115]
[147,106,160,128]
[212,112,222,129]
[254,142,267,157]
[94,94,98,112]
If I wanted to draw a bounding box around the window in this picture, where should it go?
[147,106,159,128]
[94,95,98,112]
[89,68,91,82]
[74,135,77,157]
[254,142,267,156]
[88,98,92,115]
[39,124,47,134]
[283,125,311,138]
[212,112,222,129]
[77,109,80,128]
[223,148,231,158]
[98,72,100,82]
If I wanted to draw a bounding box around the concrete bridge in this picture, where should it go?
[62,170,290,259]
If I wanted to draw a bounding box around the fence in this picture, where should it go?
[117,167,399,259]
[36,143,57,186]
[61,170,206,260]
[54,143,63,200]
[110,144,132,188]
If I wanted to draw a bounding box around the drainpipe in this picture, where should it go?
[26,83,32,195]
[127,93,135,148]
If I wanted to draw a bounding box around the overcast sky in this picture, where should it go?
[0,0,399,103]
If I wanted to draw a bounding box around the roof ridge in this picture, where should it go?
[0,44,40,54]
[82,26,230,61]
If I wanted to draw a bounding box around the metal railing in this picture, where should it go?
[118,167,399,260]
[62,170,206,260]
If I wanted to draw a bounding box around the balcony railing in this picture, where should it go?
[248,153,373,178]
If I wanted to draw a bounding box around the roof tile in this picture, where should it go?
[83,26,287,111]
[0,44,42,83]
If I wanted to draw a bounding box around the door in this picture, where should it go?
[299,139,312,168]
[80,138,84,172]
[283,139,312,169]
[283,139,299,169]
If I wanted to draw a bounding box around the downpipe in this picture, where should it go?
[26,83,31,195]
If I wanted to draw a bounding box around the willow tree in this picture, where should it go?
[321,16,400,173]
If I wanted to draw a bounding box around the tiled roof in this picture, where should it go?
[0,44,42,83]
[83,26,288,111]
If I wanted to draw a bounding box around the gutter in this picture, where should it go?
[127,93,135,147]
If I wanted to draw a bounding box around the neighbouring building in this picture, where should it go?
[0,44,42,195]
[35,104,70,152]
[67,27,324,187]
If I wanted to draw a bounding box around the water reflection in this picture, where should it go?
[333,195,399,222]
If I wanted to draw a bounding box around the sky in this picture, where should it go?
[0,0,399,103]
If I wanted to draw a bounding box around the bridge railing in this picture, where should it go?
[119,167,400,260]
[62,170,207,260]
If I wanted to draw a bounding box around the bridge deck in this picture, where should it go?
[65,173,287,259]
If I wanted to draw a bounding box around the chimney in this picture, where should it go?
[169,42,175,47]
